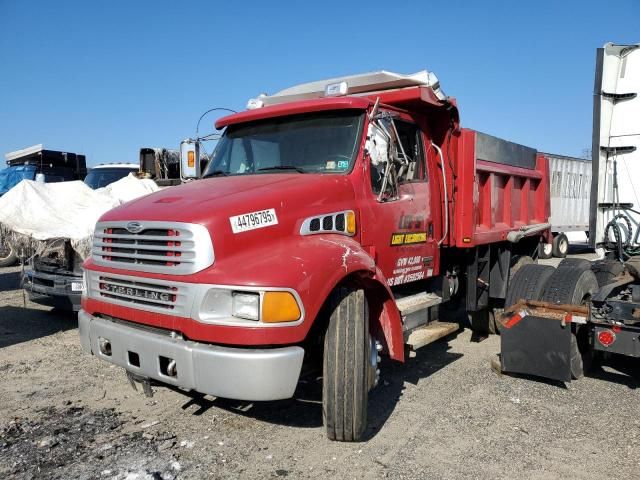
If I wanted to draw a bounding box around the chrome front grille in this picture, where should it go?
[92,221,214,275]
[98,276,178,310]
[87,270,196,316]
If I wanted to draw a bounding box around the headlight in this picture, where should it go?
[232,291,260,320]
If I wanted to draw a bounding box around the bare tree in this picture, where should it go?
[580,148,592,160]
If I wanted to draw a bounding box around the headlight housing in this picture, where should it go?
[197,288,303,326]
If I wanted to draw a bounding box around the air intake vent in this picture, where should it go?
[300,210,355,236]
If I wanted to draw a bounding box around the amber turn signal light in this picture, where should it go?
[262,292,301,323]
[346,211,356,235]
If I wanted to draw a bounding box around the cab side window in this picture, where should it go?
[395,120,426,183]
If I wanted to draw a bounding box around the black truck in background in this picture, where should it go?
[0,145,87,267]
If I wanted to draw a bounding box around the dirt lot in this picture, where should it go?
[1,256,639,479]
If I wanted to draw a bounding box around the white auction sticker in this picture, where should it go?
[230,208,278,233]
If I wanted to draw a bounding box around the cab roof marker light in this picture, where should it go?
[324,81,348,97]
[246,98,264,110]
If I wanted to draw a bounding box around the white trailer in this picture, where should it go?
[539,153,591,258]
[590,43,640,254]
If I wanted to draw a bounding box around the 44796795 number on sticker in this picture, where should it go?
[230,208,278,233]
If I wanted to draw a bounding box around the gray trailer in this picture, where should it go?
[540,153,592,258]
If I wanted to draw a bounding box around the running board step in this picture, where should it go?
[404,321,459,350]
[395,292,443,317]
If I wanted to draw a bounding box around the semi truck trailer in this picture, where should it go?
[78,70,552,441]
[539,152,591,259]
[498,42,640,382]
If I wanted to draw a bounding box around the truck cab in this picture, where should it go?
[79,70,550,441]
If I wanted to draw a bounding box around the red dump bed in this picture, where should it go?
[449,128,550,248]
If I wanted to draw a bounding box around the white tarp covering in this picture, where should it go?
[0,174,158,259]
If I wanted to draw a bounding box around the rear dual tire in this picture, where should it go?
[470,255,536,335]
[541,266,598,379]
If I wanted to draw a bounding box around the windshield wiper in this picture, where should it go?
[202,170,230,178]
[257,165,305,173]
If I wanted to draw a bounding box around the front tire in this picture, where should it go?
[323,286,371,442]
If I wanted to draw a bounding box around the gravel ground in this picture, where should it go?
[1,251,639,479]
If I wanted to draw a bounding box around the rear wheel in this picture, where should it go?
[538,242,553,259]
[323,286,373,442]
[505,264,556,308]
[591,259,624,287]
[0,239,17,267]
[542,267,598,379]
[552,233,569,258]
[470,256,538,335]
[558,258,591,271]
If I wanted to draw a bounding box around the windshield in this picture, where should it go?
[84,168,138,189]
[0,165,36,195]
[203,111,364,177]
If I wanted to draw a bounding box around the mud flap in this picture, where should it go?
[498,313,573,382]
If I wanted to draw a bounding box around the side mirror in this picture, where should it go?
[180,139,200,180]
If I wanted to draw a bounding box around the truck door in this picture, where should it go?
[360,117,436,286]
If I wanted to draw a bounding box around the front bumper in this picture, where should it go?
[22,269,83,311]
[78,310,305,401]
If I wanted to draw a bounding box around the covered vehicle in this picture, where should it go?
[0,145,87,266]
[0,175,159,310]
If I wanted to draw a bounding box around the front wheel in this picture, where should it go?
[323,286,374,442]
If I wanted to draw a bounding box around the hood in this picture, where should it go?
[99,173,357,263]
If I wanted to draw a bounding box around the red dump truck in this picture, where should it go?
[79,70,551,441]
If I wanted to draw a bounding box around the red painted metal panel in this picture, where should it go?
[449,129,550,248]
[216,97,371,129]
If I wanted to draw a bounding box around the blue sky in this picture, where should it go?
[1,0,638,166]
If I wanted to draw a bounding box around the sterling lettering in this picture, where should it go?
[100,283,171,302]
